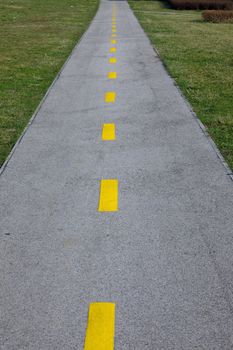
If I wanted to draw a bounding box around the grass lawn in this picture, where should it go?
[0,0,99,167]
[129,0,233,170]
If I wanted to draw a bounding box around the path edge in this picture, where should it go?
[0,1,101,177]
[153,47,233,182]
[127,1,233,182]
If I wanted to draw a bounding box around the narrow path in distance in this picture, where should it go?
[1,0,233,349]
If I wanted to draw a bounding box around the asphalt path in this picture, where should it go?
[1,0,233,348]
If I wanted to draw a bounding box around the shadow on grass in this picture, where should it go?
[192,18,205,22]
[132,0,172,9]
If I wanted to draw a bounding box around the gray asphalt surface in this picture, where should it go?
[1,0,233,349]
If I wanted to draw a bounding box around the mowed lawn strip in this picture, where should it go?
[0,0,99,167]
[129,0,233,170]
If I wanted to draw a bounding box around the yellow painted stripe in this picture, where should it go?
[112,25,116,29]
[98,180,118,212]
[111,39,117,44]
[111,33,117,38]
[102,124,116,140]
[112,29,116,33]
[105,92,116,103]
[84,303,115,350]
[112,17,116,21]
[109,57,117,64]
[110,47,116,53]
[108,72,117,79]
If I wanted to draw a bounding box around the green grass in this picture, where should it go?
[0,0,99,167]
[129,0,233,170]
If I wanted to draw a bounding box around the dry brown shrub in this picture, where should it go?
[202,9,233,21]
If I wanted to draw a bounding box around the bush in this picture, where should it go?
[169,0,232,10]
[203,9,233,21]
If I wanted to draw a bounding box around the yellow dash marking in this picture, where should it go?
[109,57,117,64]
[111,34,117,38]
[112,29,116,33]
[84,303,115,350]
[102,124,116,141]
[112,25,116,29]
[108,72,117,79]
[110,47,116,53]
[111,40,117,44]
[98,180,118,212]
[105,92,116,103]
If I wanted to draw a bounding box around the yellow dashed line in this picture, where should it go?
[84,303,115,349]
[108,72,117,79]
[112,29,116,33]
[111,39,117,44]
[110,47,116,53]
[105,92,116,103]
[98,180,118,212]
[102,124,116,140]
[109,57,117,64]
[111,34,117,38]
